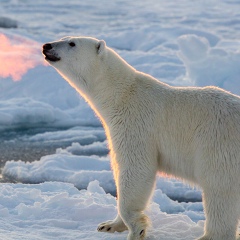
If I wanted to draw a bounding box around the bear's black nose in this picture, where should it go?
[43,43,52,50]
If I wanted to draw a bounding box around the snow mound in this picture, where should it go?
[178,34,240,94]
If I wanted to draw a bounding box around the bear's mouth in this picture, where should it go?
[42,50,61,62]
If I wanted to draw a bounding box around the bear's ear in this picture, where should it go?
[96,40,106,55]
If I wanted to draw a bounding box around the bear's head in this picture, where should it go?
[43,36,136,112]
[42,36,106,93]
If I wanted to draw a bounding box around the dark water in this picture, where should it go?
[0,127,75,182]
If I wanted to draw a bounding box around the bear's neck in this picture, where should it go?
[84,50,137,125]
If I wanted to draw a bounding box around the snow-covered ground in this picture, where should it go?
[0,181,204,240]
[0,0,240,239]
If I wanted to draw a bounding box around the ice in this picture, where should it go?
[28,127,106,144]
[178,35,210,62]
[61,141,109,156]
[178,34,240,94]
[1,0,240,238]
[0,64,101,131]
[0,181,203,240]
[2,144,202,202]
[1,1,240,130]
[153,189,204,222]
[87,180,106,194]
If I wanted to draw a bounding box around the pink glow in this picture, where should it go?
[0,34,45,81]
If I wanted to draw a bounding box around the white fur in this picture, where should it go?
[43,36,240,240]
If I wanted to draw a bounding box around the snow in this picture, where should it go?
[0,181,204,240]
[178,34,240,93]
[0,0,240,239]
[3,141,202,202]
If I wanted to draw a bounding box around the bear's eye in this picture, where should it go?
[69,42,75,47]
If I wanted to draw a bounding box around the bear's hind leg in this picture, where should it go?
[198,189,239,240]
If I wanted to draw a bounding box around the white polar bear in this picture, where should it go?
[42,36,240,240]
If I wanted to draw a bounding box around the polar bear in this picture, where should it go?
[42,36,240,240]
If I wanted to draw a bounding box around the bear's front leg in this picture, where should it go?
[97,159,157,239]
[117,161,157,240]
